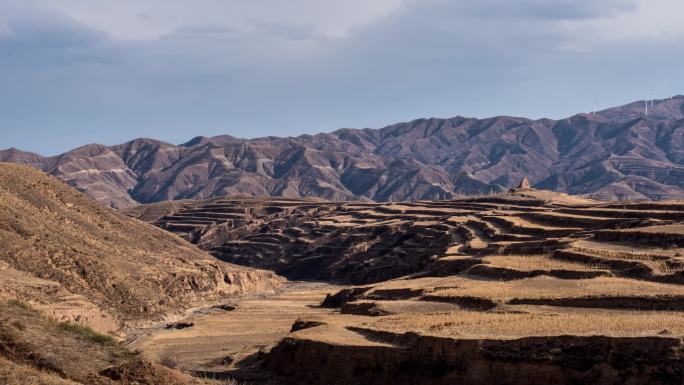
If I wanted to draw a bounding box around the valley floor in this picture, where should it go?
[126,281,345,380]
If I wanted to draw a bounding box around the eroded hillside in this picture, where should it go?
[0,163,281,333]
[127,190,684,384]
[0,300,212,385]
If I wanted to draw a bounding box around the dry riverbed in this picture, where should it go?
[125,281,344,379]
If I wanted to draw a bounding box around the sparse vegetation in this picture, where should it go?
[6,299,30,310]
[0,300,196,385]
[157,351,179,369]
[201,377,280,385]
[56,322,118,346]
[368,309,684,339]
[573,246,666,261]
[429,276,684,300]
[6,162,684,384]
[481,255,609,271]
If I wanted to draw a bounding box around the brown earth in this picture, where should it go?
[0,300,212,385]
[125,188,684,384]
[126,281,340,382]
[4,158,684,384]
[0,163,282,334]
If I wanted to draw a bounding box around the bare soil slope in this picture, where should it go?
[0,300,209,385]
[0,163,281,333]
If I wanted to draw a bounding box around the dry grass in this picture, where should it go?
[481,255,608,271]
[129,282,338,373]
[157,351,179,369]
[367,308,684,339]
[648,261,684,274]
[0,300,208,385]
[618,224,684,234]
[202,378,281,385]
[573,246,667,261]
[502,216,583,231]
[6,298,30,309]
[567,246,684,273]
[0,300,129,383]
[428,276,684,300]
[55,321,118,346]
[0,356,81,385]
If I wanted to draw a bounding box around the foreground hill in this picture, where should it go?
[127,191,684,384]
[0,163,280,333]
[0,300,211,385]
[4,96,684,208]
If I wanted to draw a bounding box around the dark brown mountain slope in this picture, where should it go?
[0,163,281,333]
[3,96,684,207]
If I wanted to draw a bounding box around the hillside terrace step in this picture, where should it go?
[162,215,244,223]
[518,212,652,230]
[161,218,217,225]
[557,208,684,220]
[602,203,684,211]
[243,234,291,243]
[168,211,247,218]
[594,228,684,248]
[161,222,208,230]
[483,216,583,237]
[488,239,570,254]
[182,206,252,214]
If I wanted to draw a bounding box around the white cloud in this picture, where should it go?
[565,0,684,45]
[5,0,683,45]
[499,0,682,55]
[444,0,636,21]
[16,0,405,40]
[1,0,683,155]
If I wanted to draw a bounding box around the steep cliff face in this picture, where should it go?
[266,332,684,385]
[3,97,684,207]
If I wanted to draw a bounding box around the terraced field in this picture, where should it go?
[126,190,684,385]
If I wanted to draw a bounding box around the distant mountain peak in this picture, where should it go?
[3,96,684,207]
[597,95,684,121]
[181,135,241,147]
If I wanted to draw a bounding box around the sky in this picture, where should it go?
[1,0,684,155]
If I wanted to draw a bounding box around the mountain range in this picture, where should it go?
[3,96,684,208]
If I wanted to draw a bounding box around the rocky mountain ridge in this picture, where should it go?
[3,96,684,208]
